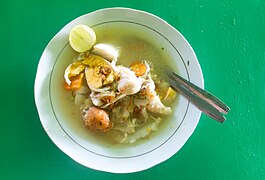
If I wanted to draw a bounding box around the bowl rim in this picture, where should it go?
[34,7,204,173]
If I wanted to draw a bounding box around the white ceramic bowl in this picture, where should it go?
[34,8,203,173]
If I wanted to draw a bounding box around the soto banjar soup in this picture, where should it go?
[62,24,178,144]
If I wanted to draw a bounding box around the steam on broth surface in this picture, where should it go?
[52,22,178,146]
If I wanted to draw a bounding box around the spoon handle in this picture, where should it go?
[168,72,230,123]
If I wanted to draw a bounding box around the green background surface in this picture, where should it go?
[1,0,265,179]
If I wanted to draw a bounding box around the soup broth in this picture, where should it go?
[51,22,179,147]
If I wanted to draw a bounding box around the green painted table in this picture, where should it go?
[1,0,264,179]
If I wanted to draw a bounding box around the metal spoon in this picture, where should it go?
[167,72,230,123]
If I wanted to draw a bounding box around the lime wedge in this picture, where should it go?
[69,24,96,52]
